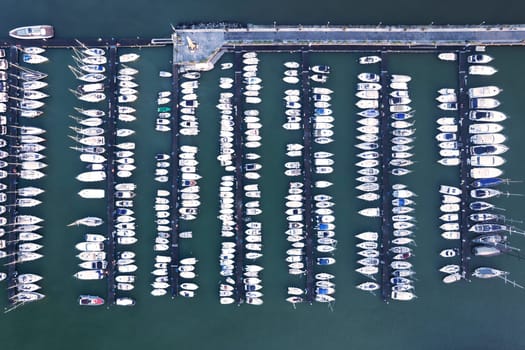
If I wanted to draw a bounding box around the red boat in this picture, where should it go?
[78,295,104,306]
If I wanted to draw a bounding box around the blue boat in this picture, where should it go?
[469,201,496,211]
[469,223,508,233]
[391,112,413,120]
[471,178,507,188]
[317,257,334,266]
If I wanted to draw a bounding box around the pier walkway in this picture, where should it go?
[457,49,473,280]
[6,46,19,304]
[169,65,181,298]
[173,24,525,65]
[378,53,393,302]
[232,51,245,303]
[105,44,117,306]
[299,50,315,302]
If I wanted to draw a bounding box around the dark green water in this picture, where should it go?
[1,2,525,350]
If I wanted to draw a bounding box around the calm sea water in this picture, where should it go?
[1,2,525,350]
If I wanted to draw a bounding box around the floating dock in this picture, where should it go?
[232,51,245,303]
[105,44,118,306]
[169,65,181,298]
[378,53,393,302]
[299,50,315,302]
[457,49,473,280]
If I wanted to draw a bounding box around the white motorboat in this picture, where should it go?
[470,133,506,145]
[73,270,105,280]
[119,53,140,63]
[470,155,505,167]
[468,85,501,98]
[356,99,379,109]
[469,65,497,76]
[391,291,416,301]
[438,52,457,61]
[468,54,493,64]
[76,251,106,261]
[76,171,106,182]
[359,56,381,64]
[470,98,500,109]
[470,167,503,179]
[75,242,104,252]
[469,123,503,134]
[358,72,380,82]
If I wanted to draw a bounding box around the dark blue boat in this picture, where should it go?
[391,112,412,120]
[469,201,495,211]
[469,223,508,233]
[471,178,506,188]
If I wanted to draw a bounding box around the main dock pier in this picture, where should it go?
[172,24,525,67]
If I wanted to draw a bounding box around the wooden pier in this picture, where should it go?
[457,49,473,280]
[169,65,181,298]
[232,51,245,303]
[378,52,393,302]
[5,46,19,304]
[105,44,118,306]
[299,50,315,302]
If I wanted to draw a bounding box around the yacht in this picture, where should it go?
[468,86,501,98]
[9,25,54,39]
[76,171,106,182]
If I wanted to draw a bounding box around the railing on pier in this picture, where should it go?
[5,46,19,304]
[105,44,118,306]
[379,52,393,302]
[169,65,181,298]
[232,51,245,303]
[457,49,473,280]
[299,50,315,302]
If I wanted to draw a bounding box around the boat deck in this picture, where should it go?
[457,49,473,280]
[232,51,245,303]
[299,50,315,302]
[169,65,181,298]
[6,46,19,304]
[379,52,393,302]
[105,43,118,306]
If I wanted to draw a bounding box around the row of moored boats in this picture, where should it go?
[69,46,140,307]
[0,46,51,305]
[355,57,417,301]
